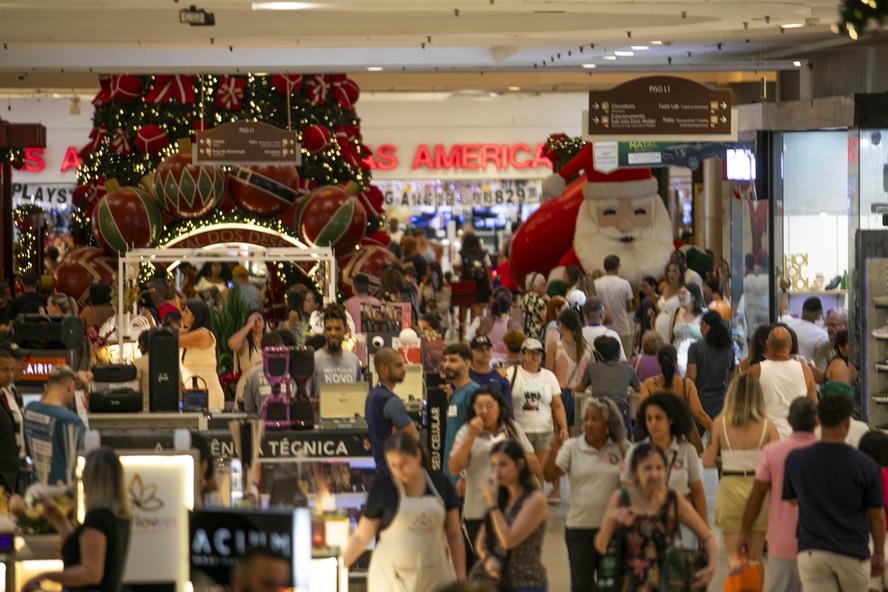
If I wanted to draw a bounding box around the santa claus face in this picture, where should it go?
[596,197,653,238]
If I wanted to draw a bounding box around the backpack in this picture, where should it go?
[460,249,488,281]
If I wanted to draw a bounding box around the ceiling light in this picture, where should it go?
[508,86,521,91]
[251,2,321,9]
[614,51,634,57]
[793,60,802,67]
[582,63,597,69]
[603,56,618,61]
[488,92,498,97]
[651,40,664,45]
[631,45,650,50]
[366,66,384,71]
[781,23,805,28]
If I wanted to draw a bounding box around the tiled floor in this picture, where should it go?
[542,465,730,591]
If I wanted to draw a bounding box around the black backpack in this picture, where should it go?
[460,249,487,281]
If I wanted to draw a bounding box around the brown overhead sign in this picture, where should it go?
[588,76,732,136]
[194,120,300,165]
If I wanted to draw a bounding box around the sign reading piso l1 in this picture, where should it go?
[194,120,301,166]
[588,76,732,137]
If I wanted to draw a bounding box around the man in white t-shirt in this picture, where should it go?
[581,297,626,361]
[507,337,568,502]
[778,296,828,362]
[593,255,634,357]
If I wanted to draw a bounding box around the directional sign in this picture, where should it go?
[588,76,732,136]
[194,121,301,165]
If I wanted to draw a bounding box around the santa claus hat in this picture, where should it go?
[541,143,658,200]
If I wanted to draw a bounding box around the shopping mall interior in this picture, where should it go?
[0,1,887,591]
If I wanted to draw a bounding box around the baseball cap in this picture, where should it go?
[232,265,248,277]
[567,290,587,308]
[521,338,544,351]
[471,335,492,349]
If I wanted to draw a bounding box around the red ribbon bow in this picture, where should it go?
[146,75,196,103]
[216,76,245,110]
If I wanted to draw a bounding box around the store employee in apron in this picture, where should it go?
[343,431,466,591]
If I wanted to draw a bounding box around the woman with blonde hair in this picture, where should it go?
[629,330,664,382]
[703,373,779,567]
[23,447,132,592]
[44,293,78,316]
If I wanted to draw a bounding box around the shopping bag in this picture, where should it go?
[722,558,762,592]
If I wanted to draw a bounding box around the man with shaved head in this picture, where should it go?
[749,325,817,439]
[365,347,418,475]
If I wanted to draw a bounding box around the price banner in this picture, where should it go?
[376,179,542,208]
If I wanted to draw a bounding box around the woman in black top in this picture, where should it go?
[23,447,132,592]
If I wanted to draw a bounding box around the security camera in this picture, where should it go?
[371,335,385,349]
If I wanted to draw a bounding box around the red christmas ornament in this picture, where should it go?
[145,75,196,103]
[302,124,331,154]
[153,151,227,219]
[54,247,117,305]
[342,78,360,107]
[93,76,112,106]
[78,126,108,160]
[110,128,132,156]
[304,74,328,105]
[229,165,302,217]
[272,74,304,96]
[338,237,400,298]
[92,187,164,255]
[365,230,391,247]
[330,74,353,110]
[292,184,367,254]
[357,185,385,217]
[110,75,143,102]
[216,76,245,110]
[135,124,169,154]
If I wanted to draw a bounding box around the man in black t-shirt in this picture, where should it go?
[7,270,47,328]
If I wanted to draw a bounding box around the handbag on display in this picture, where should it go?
[660,493,708,592]
[596,488,630,592]
[182,376,209,412]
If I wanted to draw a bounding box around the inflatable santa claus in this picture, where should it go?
[510,143,674,288]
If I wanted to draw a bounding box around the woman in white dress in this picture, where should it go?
[179,298,225,411]
[654,261,685,340]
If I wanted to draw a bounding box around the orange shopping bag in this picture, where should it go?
[722,558,762,592]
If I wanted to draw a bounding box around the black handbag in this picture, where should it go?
[596,488,630,592]
[659,493,708,592]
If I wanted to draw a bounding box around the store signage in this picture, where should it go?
[13,182,76,208]
[726,148,757,181]
[163,224,304,249]
[194,121,301,165]
[871,202,888,214]
[588,76,732,136]
[375,179,542,207]
[189,507,311,590]
[205,429,372,460]
[426,385,448,472]
[15,146,82,174]
[363,142,551,172]
[592,141,619,173]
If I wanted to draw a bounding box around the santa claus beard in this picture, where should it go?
[574,195,674,286]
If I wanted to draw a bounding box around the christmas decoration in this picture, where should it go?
[146,75,196,103]
[54,246,117,305]
[215,76,245,110]
[92,186,163,255]
[330,74,354,110]
[357,185,385,218]
[835,0,888,38]
[512,138,673,287]
[93,75,112,106]
[79,125,108,160]
[271,74,304,96]
[292,184,367,254]
[228,165,302,217]
[338,237,400,298]
[110,127,133,156]
[304,74,328,105]
[341,78,360,107]
[135,124,169,154]
[110,75,142,102]
[153,151,226,219]
[302,124,332,154]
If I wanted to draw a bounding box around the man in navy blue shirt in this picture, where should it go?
[365,348,417,475]
[783,393,885,590]
[468,335,512,407]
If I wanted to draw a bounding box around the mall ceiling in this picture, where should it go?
[0,0,880,95]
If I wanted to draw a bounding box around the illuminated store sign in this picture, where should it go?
[363,142,552,172]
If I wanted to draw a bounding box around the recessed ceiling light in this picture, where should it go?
[366,66,384,71]
[781,23,805,28]
[582,63,597,69]
[251,2,321,9]
[488,92,498,97]
[614,51,634,57]
[603,56,618,61]
[631,45,650,50]
[651,40,664,45]
[508,86,521,91]
[793,60,802,67]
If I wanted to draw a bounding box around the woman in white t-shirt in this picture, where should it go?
[506,338,568,503]
[544,397,630,592]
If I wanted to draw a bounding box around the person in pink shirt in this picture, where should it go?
[737,397,818,592]
[342,274,380,331]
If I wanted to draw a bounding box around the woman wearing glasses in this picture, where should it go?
[448,386,540,566]
[543,397,630,592]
